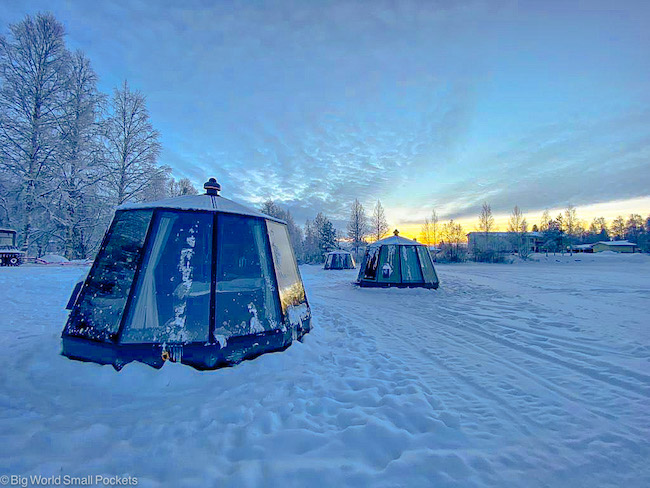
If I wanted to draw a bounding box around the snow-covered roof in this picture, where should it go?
[326,250,353,255]
[0,228,17,233]
[368,232,423,248]
[118,194,284,223]
[596,240,638,246]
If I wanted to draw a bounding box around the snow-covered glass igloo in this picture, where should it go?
[324,250,356,270]
[62,178,311,370]
[356,230,439,289]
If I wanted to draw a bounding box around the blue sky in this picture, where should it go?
[2,0,649,230]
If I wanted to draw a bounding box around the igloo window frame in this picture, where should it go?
[63,206,310,370]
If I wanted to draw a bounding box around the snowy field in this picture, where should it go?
[0,253,649,487]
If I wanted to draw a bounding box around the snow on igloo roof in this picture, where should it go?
[368,230,423,248]
[118,193,285,223]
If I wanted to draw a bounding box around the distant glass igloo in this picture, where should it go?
[62,178,311,370]
[324,250,356,270]
[356,230,439,289]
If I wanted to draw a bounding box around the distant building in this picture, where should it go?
[591,240,638,253]
[466,232,542,254]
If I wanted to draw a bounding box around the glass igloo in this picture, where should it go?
[324,250,356,270]
[62,178,311,370]
[356,230,439,289]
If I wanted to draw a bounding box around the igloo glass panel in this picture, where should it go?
[325,254,333,268]
[378,245,401,283]
[121,211,212,344]
[214,215,281,340]
[417,247,438,283]
[401,246,423,283]
[68,210,153,339]
[267,220,307,322]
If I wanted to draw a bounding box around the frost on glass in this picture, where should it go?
[417,246,438,284]
[122,211,212,344]
[362,247,380,280]
[378,245,401,283]
[401,246,423,283]
[214,215,281,340]
[267,220,309,327]
[67,210,153,339]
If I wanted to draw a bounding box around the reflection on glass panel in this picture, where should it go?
[363,247,380,279]
[378,245,401,283]
[267,220,308,326]
[69,210,153,339]
[325,254,333,268]
[401,246,423,283]
[122,211,212,344]
[213,215,281,341]
[417,246,438,283]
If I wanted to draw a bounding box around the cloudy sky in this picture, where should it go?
[3,0,650,233]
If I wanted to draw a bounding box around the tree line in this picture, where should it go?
[0,13,191,258]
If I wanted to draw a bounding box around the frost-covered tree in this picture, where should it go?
[625,214,644,243]
[420,209,440,246]
[563,204,578,237]
[587,217,608,243]
[260,199,304,262]
[314,212,336,259]
[0,13,69,252]
[168,177,198,197]
[477,202,494,251]
[370,200,389,242]
[102,80,162,205]
[539,209,551,232]
[347,199,367,257]
[507,206,529,259]
[47,51,106,258]
[611,216,626,240]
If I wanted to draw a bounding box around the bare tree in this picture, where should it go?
[507,205,530,259]
[539,209,551,232]
[370,199,389,242]
[168,177,198,197]
[420,218,432,245]
[46,51,106,258]
[430,209,439,246]
[611,215,625,240]
[0,13,70,252]
[102,80,162,205]
[347,198,368,257]
[564,204,578,237]
[477,202,494,251]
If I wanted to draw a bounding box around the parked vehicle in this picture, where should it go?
[0,229,25,266]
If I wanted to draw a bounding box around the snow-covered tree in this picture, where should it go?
[260,199,304,262]
[507,206,529,259]
[0,13,69,252]
[47,50,106,259]
[477,202,494,251]
[370,200,389,242]
[563,204,578,237]
[625,214,644,243]
[168,177,198,197]
[347,199,367,257]
[539,209,551,232]
[314,212,336,259]
[611,216,626,240]
[102,80,162,205]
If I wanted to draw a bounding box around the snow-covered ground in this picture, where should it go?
[1,253,649,487]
